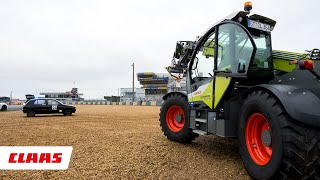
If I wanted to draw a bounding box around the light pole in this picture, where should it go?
[132,63,135,103]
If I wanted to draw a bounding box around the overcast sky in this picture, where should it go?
[1,0,319,99]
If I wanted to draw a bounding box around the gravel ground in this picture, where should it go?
[0,105,250,179]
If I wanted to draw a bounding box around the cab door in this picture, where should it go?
[188,31,216,109]
[213,22,256,109]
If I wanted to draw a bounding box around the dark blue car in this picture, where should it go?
[23,98,76,117]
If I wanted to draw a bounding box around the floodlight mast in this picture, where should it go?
[132,63,135,103]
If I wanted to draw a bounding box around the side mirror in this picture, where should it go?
[192,57,199,70]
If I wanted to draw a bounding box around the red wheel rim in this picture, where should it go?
[245,113,272,166]
[166,105,185,132]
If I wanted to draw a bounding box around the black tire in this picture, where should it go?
[63,110,72,116]
[159,94,198,143]
[1,105,7,111]
[239,90,320,180]
[27,111,35,117]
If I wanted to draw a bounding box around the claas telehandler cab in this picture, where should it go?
[159,2,320,179]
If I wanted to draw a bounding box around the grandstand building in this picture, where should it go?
[120,88,145,102]
[137,72,169,101]
[40,88,84,101]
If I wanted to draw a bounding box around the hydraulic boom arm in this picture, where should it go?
[166,41,196,79]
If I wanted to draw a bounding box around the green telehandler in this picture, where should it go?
[159,2,320,179]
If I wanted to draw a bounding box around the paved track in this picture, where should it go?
[5,105,23,112]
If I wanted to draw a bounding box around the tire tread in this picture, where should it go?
[244,90,320,179]
[159,94,198,143]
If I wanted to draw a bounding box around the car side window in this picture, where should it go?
[47,100,59,105]
[34,100,46,105]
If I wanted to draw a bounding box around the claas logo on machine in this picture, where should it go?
[193,91,202,95]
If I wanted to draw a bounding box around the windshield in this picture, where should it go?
[251,33,272,69]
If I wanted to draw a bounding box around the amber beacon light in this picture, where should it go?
[244,1,252,12]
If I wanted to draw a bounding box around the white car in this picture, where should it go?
[0,102,8,111]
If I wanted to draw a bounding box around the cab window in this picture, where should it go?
[217,23,254,73]
[191,32,215,80]
[251,32,272,69]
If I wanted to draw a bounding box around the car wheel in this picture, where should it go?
[1,105,7,111]
[63,110,72,116]
[27,111,35,117]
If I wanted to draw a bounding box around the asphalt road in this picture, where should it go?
[2,105,23,112]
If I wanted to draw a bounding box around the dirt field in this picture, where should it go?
[0,105,250,179]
